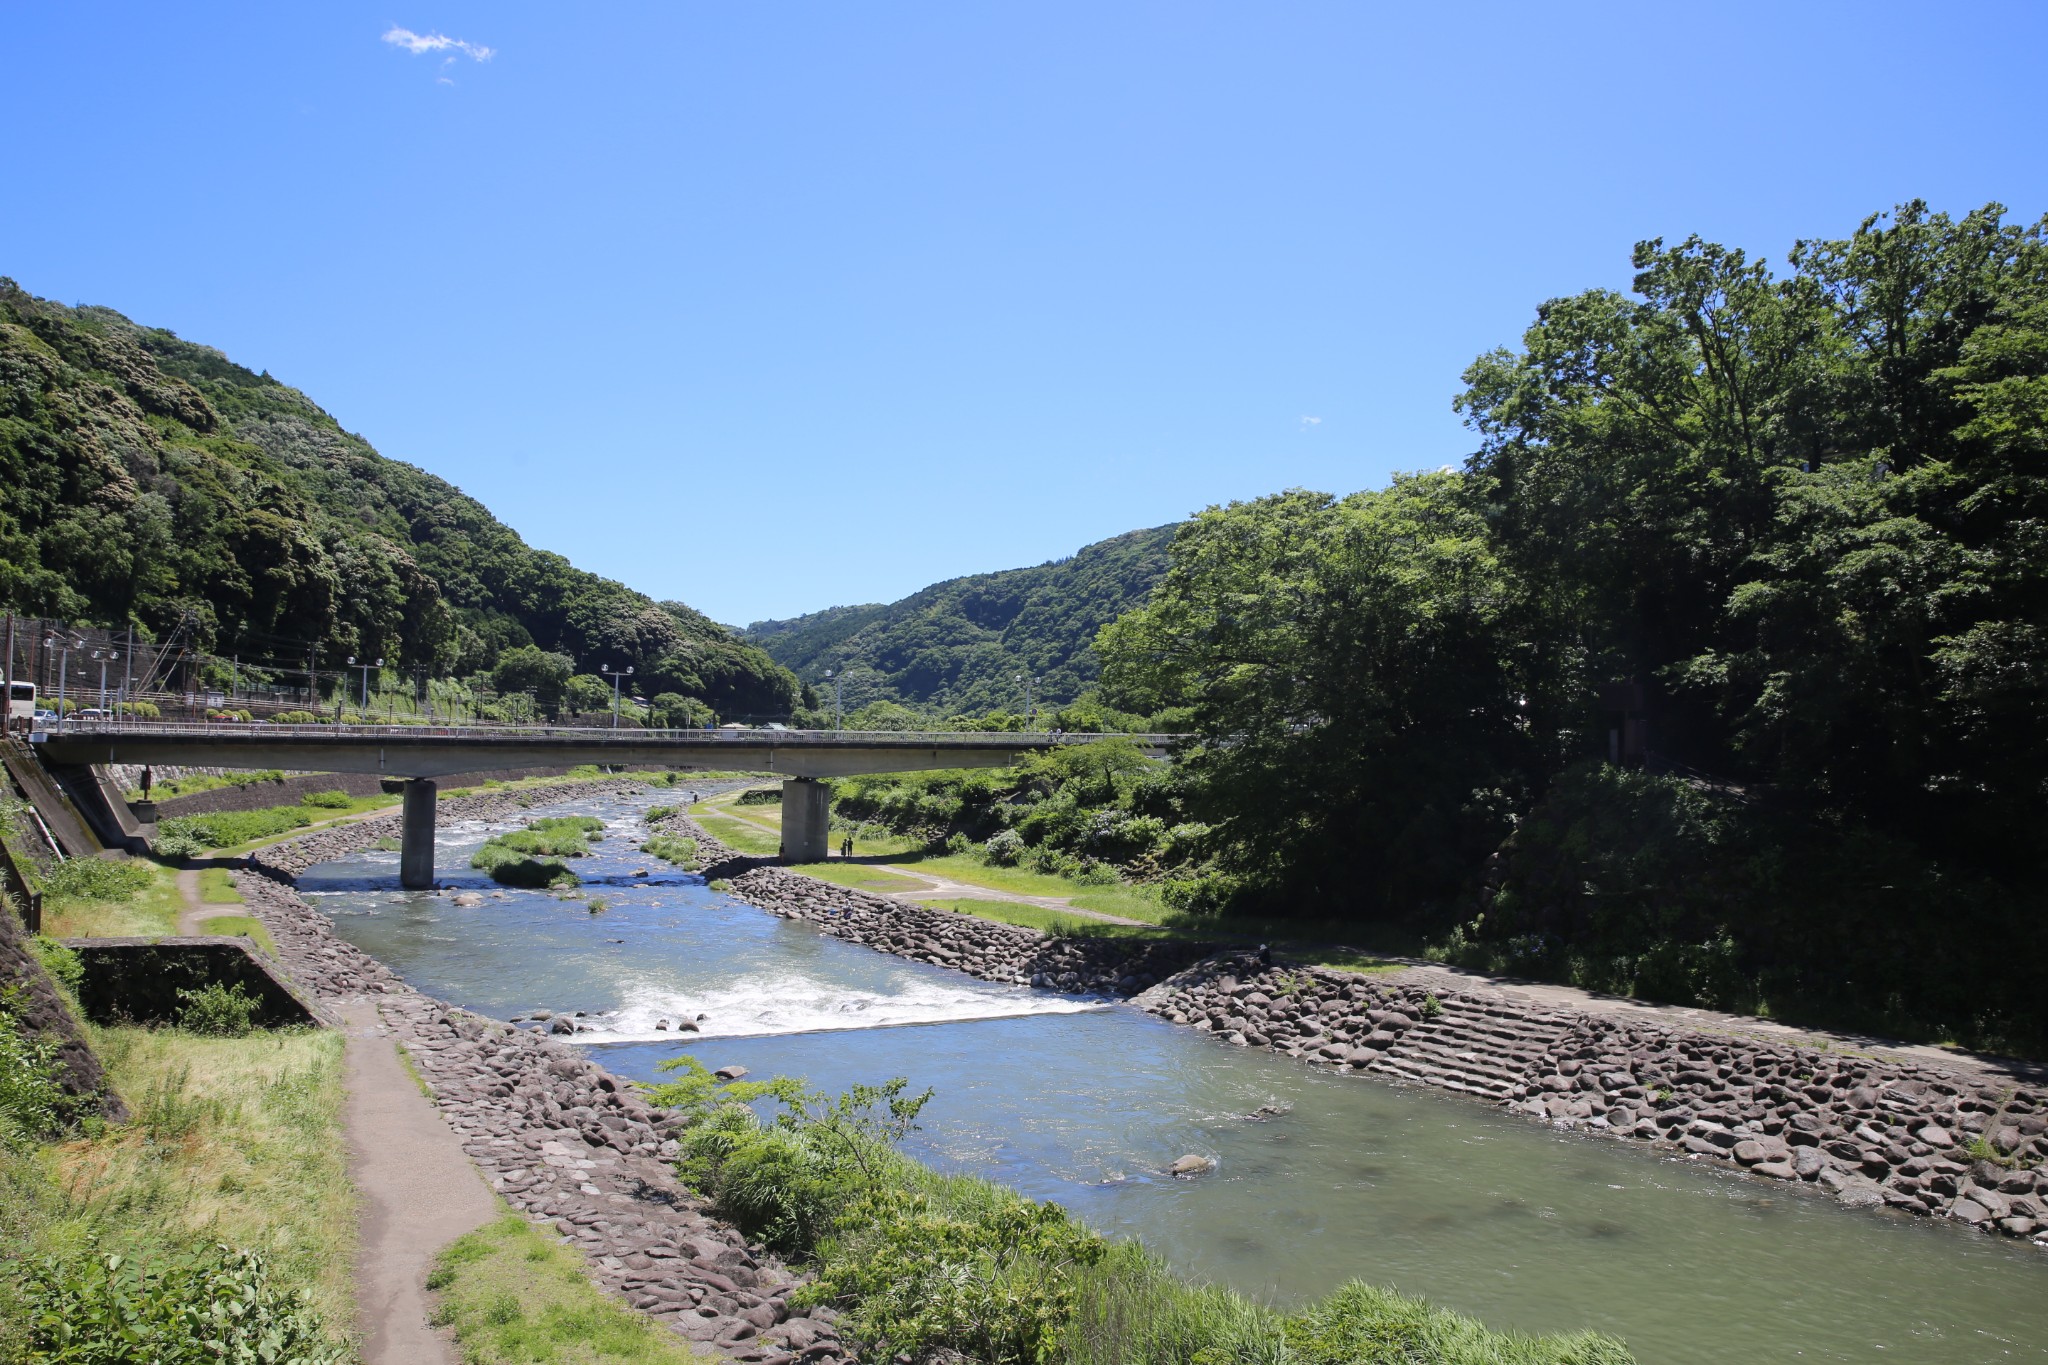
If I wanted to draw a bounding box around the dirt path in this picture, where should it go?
[338,997,499,1365]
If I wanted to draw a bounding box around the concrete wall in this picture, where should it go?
[65,937,324,1028]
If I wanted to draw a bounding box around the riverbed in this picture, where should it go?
[304,786,2048,1364]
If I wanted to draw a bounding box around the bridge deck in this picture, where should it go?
[33,722,1177,779]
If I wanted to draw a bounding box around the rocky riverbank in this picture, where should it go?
[681,818,1219,994]
[236,785,854,1363]
[674,814,2048,1250]
[1139,954,2048,1246]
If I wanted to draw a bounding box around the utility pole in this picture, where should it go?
[3,615,14,734]
[1016,672,1037,730]
[824,668,843,731]
[122,625,134,714]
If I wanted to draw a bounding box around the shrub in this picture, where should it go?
[269,710,320,724]
[177,982,261,1037]
[11,1243,349,1364]
[736,788,781,806]
[645,804,678,823]
[44,858,154,902]
[985,829,1026,867]
[300,790,352,809]
[117,700,161,720]
[152,826,208,858]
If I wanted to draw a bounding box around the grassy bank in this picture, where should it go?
[0,1014,357,1362]
[39,858,181,939]
[427,1212,705,1364]
[651,1061,1634,1365]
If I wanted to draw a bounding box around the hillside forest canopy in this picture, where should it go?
[744,525,1174,719]
[843,202,2048,1054]
[0,280,799,721]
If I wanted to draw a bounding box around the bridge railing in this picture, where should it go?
[39,718,1184,749]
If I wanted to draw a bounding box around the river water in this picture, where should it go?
[305,787,2048,1364]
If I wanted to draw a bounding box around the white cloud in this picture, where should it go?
[1299,415,1322,429]
[382,26,495,62]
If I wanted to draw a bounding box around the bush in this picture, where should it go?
[177,982,261,1037]
[43,858,154,902]
[269,710,321,724]
[152,826,208,859]
[117,700,161,720]
[11,1243,349,1364]
[985,829,1026,867]
[736,788,781,806]
[300,790,352,809]
[645,804,678,823]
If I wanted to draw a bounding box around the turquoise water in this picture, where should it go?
[307,787,2048,1364]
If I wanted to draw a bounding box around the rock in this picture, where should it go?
[715,1065,749,1081]
[655,1019,669,1031]
[1168,1154,1215,1178]
[1915,1123,1954,1147]
[549,1016,576,1035]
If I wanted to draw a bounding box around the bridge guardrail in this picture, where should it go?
[38,720,1184,748]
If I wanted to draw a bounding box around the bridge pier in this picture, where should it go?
[400,778,438,889]
[779,778,830,862]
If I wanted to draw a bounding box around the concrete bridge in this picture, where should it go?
[33,721,1176,888]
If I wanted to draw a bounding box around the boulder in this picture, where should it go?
[714,1065,749,1081]
[1168,1154,1215,1178]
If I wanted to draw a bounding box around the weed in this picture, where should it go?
[44,859,154,902]
[176,982,261,1037]
[300,790,353,809]
[1419,993,1444,1020]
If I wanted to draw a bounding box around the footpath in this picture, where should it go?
[232,780,848,1363]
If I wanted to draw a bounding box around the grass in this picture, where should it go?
[24,1024,355,1332]
[693,814,781,856]
[427,1212,706,1364]
[925,898,1195,940]
[194,913,277,955]
[880,852,1168,921]
[197,866,242,903]
[785,861,932,894]
[40,859,184,939]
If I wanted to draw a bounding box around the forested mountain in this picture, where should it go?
[0,281,798,718]
[744,525,1174,715]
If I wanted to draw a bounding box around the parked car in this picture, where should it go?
[75,708,110,721]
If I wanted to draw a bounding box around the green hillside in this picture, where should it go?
[0,280,798,719]
[743,525,1174,716]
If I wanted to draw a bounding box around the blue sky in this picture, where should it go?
[6,3,2044,626]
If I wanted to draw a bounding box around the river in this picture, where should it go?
[303,785,2048,1364]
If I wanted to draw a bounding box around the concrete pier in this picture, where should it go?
[399,778,437,889]
[779,777,830,862]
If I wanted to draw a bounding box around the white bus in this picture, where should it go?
[8,681,35,730]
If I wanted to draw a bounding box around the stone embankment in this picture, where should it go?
[679,818,1218,994]
[1139,954,2048,1247]
[236,785,852,1363]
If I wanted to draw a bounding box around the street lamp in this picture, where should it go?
[346,656,383,719]
[91,648,120,711]
[45,634,80,724]
[601,664,634,729]
[824,669,843,731]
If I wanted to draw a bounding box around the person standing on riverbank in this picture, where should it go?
[841,833,853,858]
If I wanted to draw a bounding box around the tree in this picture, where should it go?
[491,646,573,709]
